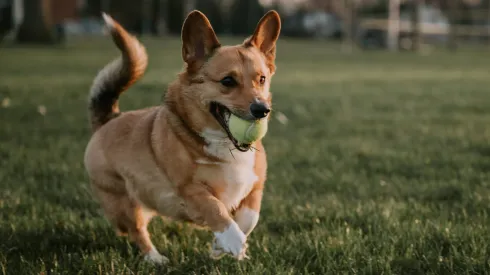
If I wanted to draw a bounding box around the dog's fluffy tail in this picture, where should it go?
[88,13,148,132]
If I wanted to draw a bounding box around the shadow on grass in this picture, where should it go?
[0,220,236,274]
[0,224,133,271]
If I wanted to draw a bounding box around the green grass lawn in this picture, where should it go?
[1,36,490,274]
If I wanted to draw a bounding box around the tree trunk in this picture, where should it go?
[149,0,161,35]
[331,0,356,52]
[101,0,109,13]
[387,0,400,51]
[83,0,102,17]
[0,0,14,43]
[410,0,421,51]
[447,0,459,50]
[488,0,490,46]
[221,0,233,34]
[109,0,144,35]
[165,0,184,35]
[343,0,354,52]
[16,0,58,44]
[182,0,196,18]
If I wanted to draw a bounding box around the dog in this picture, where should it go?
[83,9,281,263]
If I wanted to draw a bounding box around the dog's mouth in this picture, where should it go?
[209,102,251,152]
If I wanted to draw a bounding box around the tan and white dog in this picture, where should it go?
[83,10,281,263]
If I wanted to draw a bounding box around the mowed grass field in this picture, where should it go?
[1,36,490,274]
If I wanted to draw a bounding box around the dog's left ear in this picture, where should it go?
[244,10,281,73]
[181,10,221,71]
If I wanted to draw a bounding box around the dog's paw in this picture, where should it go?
[144,249,169,265]
[213,222,248,260]
[211,242,250,260]
[210,243,226,260]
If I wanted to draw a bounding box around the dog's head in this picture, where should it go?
[174,10,281,151]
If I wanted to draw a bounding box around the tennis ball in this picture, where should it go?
[228,114,268,144]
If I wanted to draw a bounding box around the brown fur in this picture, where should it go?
[84,10,281,262]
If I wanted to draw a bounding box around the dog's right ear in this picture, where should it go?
[244,10,281,74]
[181,10,221,70]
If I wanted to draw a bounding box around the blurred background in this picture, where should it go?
[2,1,490,274]
[2,0,490,51]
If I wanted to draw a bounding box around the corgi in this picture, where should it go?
[83,10,281,263]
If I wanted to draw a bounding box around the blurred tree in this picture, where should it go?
[0,0,14,43]
[83,0,102,17]
[386,0,400,51]
[16,0,62,44]
[165,0,184,34]
[149,0,162,35]
[196,0,224,33]
[108,0,144,35]
[346,0,358,51]
[410,0,421,51]
[447,0,459,50]
[488,0,490,45]
[330,0,358,51]
[230,0,264,35]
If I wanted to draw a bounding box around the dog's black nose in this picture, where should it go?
[250,102,271,119]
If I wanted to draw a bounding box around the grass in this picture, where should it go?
[1,36,490,274]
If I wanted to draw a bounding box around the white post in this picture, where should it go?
[387,0,400,51]
[12,0,23,29]
[183,0,196,18]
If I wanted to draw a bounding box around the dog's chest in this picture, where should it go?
[217,155,258,210]
[199,129,258,210]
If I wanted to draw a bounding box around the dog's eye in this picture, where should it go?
[259,76,266,85]
[220,76,238,88]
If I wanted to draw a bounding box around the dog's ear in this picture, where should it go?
[181,10,221,70]
[244,10,281,72]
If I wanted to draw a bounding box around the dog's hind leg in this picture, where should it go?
[91,181,169,264]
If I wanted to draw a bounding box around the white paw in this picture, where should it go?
[144,248,169,264]
[212,222,248,260]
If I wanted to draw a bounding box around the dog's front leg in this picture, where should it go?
[180,183,248,260]
[234,186,263,237]
[210,185,263,260]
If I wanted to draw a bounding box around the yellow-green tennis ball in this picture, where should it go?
[229,114,268,144]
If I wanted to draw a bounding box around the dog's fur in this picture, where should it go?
[83,10,281,263]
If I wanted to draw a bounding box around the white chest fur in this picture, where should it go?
[200,129,258,210]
